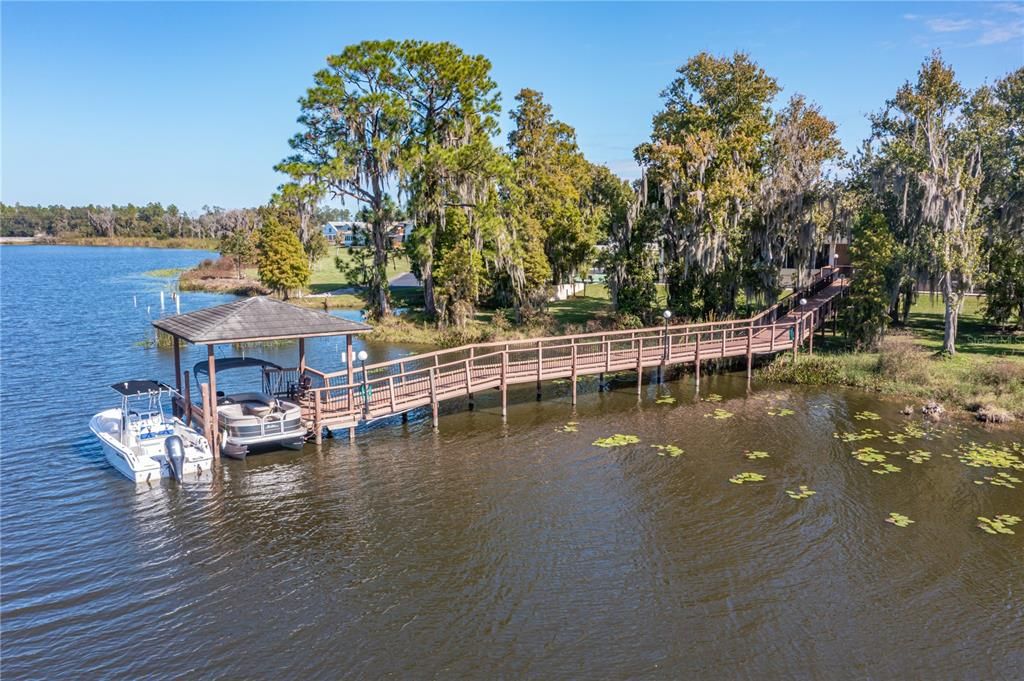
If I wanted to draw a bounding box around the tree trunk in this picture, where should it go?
[369,219,392,318]
[421,261,437,317]
[941,272,961,355]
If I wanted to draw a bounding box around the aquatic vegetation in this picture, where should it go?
[854,410,882,421]
[902,424,925,438]
[785,485,816,500]
[980,472,1021,489]
[887,433,910,444]
[906,450,932,464]
[702,393,723,403]
[704,408,734,420]
[977,515,1021,535]
[872,463,902,475]
[833,428,883,442]
[767,407,795,417]
[744,450,770,460]
[729,472,766,484]
[557,422,579,433]
[655,395,677,405]
[885,512,914,527]
[853,447,887,464]
[957,442,1024,470]
[592,434,640,448]
[651,444,684,457]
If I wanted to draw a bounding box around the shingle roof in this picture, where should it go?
[153,296,371,344]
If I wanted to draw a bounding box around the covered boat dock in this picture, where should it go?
[152,296,371,457]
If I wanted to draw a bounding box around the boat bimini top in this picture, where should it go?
[192,357,283,379]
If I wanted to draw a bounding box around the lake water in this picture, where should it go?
[1,245,1022,679]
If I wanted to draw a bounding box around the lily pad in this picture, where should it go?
[853,447,886,464]
[593,434,640,448]
[785,485,816,500]
[702,393,723,403]
[834,428,883,442]
[768,407,795,417]
[655,395,677,405]
[885,512,914,527]
[651,444,684,457]
[977,514,1021,535]
[906,450,931,464]
[704,408,734,420]
[871,463,902,475]
[981,471,1021,489]
[557,422,579,433]
[854,410,882,421]
[957,442,1024,470]
[729,472,766,484]
[744,450,770,460]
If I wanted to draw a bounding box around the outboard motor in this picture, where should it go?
[164,435,186,482]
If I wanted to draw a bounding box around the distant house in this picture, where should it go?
[323,220,415,249]
[321,221,369,247]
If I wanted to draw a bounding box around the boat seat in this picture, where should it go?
[242,402,276,418]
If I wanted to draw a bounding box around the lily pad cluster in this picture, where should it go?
[557,422,579,433]
[705,408,734,420]
[651,444,684,457]
[854,410,882,421]
[702,393,723,403]
[655,395,677,405]
[957,442,1024,470]
[767,407,795,417]
[977,514,1021,535]
[853,447,887,464]
[744,450,770,460]
[975,471,1021,489]
[729,472,766,484]
[906,450,932,464]
[885,512,914,527]
[834,428,883,442]
[872,463,902,475]
[593,434,640,448]
[785,485,816,500]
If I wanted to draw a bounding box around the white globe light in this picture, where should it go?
[799,298,808,306]
[356,350,368,362]
[662,309,672,319]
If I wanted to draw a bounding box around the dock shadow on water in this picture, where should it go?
[2,246,1022,679]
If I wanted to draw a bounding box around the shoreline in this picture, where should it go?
[0,236,217,250]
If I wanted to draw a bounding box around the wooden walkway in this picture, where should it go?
[301,267,851,438]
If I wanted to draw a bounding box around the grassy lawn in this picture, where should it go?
[307,247,411,294]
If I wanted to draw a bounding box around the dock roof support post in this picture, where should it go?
[182,370,192,426]
[298,337,306,376]
[808,312,814,355]
[172,336,182,417]
[428,368,439,430]
[207,345,219,458]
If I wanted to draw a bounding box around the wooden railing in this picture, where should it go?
[300,266,851,430]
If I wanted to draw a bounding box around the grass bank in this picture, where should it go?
[759,297,1024,421]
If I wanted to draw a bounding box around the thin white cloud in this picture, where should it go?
[925,18,975,33]
[904,4,1024,46]
[979,22,1024,44]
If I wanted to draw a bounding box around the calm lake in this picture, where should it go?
[1,245,1021,679]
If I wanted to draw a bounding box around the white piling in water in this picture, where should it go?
[160,291,165,310]
[175,296,181,314]
[133,295,137,308]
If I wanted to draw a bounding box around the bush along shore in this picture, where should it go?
[758,333,1024,423]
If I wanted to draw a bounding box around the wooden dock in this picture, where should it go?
[301,266,851,438]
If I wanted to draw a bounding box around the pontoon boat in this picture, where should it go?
[194,357,307,460]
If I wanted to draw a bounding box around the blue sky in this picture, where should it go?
[3,2,1021,212]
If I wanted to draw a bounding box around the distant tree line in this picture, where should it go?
[0,202,349,241]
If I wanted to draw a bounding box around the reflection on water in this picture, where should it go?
[1,246,1022,678]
